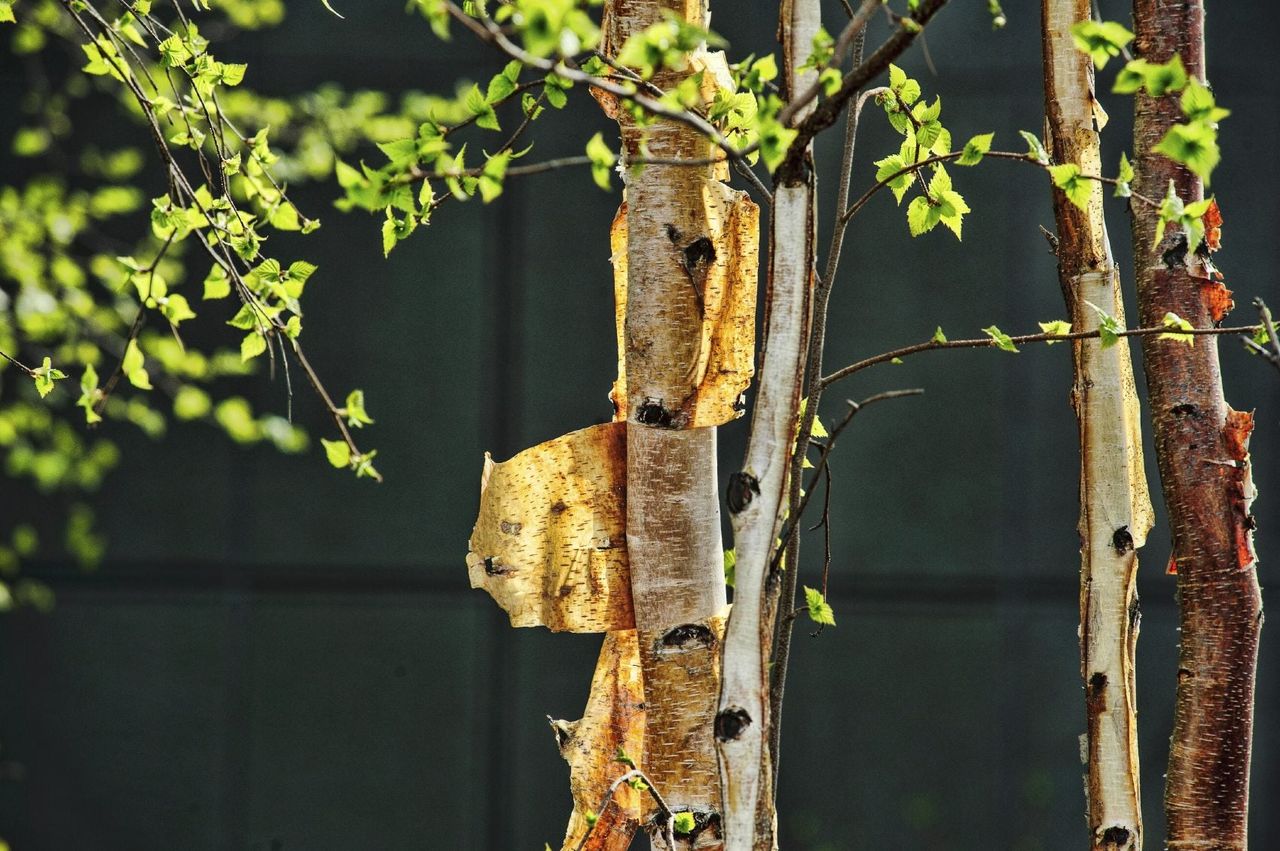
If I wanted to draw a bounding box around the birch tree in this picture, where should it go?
[1,2,1275,850]
[1125,1,1263,846]
[1042,4,1153,848]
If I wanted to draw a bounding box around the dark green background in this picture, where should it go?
[2,2,1278,849]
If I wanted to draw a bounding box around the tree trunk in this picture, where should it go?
[605,1,737,846]
[1041,3,1155,849]
[1128,2,1263,847]
[717,1,820,848]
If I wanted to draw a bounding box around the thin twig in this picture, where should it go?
[573,769,676,851]
[821,323,1265,389]
[773,389,925,571]
[1244,297,1280,373]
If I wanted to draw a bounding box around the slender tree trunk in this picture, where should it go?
[605,1,737,845]
[1041,4,1155,849]
[717,1,820,848]
[1128,2,1263,847]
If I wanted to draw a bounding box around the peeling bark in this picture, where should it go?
[609,189,760,429]
[717,1,820,848]
[467,422,633,633]
[1041,4,1154,848]
[1128,2,1263,847]
[555,630,646,851]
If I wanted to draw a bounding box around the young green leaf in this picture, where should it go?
[932,326,948,343]
[803,586,836,626]
[123,339,152,388]
[957,132,994,166]
[1159,311,1195,345]
[32,357,68,399]
[1039,319,1072,343]
[1083,300,1124,348]
[982,326,1018,353]
[1019,130,1049,164]
[585,132,616,191]
[1115,152,1134,198]
[1049,163,1092,211]
[1070,20,1134,69]
[321,437,351,469]
[673,812,697,835]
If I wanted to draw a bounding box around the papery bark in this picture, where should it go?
[1128,2,1262,847]
[717,0,820,848]
[1041,3,1154,848]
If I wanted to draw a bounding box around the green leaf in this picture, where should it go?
[173,385,212,420]
[873,154,913,203]
[1039,319,1072,343]
[673,812,697,835]
[0,2,15,24]
[906,195,935,237]
[932,326,947,343]
[723,548,736,588]
[1070,20,1134,69]
[1083,300,1123,348]
[321,437,351,468]
[77,364,102,424]
[957,132,994,166]
[1115,152,1134,198]
[1153,121,1220,184]
[32,357,68,399]
[1049,162,1092,211]
[1113,55,1187,96]
[344,389,374,427]
[240,331,268,362]
[464,84,499,131]
[1019,130,1049,164]
[982,326,1018,353]
[1180,79,1230,124]
[614,746,637,769]
[1159,311,1195,345]
[803,586,836,626]
[585,132,616,191]
[123,339,152,388]
[161,293,196,325]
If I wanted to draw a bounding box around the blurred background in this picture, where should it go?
[1,1,1277,849]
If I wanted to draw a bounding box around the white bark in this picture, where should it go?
[716,1,821,847]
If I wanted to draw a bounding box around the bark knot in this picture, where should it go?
[714,706,752,741]
[658,623,716,652]
[727,471,760,514]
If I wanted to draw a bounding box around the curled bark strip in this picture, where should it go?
[609,186,759,428]
[1041,3,1154,848]
[466,422,634,632]
[557,630,646,851]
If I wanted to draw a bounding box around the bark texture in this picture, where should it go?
[1041,4,1154,849]
[717,1,820,848]
[1128,2,1262,848]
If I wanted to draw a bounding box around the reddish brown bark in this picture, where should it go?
[1128,2,1263,847]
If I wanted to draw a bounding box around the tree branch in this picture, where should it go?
[821,322,1265,389]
